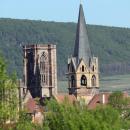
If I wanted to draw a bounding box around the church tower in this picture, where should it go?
[67,4,99,100]
[23,44,57,98]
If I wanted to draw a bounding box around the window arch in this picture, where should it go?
[40,52,48,85]
[91,75,96,87]
[82,65,84,72]
[71,75,75,87]
[40,52,47,61]
[81,75,87,86]
[92,66,95,72]
[40,52,48,71]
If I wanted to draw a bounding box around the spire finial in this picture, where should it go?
[80,0,82,4]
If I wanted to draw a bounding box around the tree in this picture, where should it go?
[43,99,122,130]
[0,55,42,130]
[15,111,35,130]
[0,55,18,128]
[108,91,129,111]
[109,91,130,129]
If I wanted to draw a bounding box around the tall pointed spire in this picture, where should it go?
[73,4,91,64]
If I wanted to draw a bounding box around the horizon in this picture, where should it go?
[1,0,130,28]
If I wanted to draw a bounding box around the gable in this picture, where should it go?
[68,58,76,72]
[76,59,89,73]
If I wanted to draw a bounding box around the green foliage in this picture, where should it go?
[0,55,18,128]
[43,99,124,130]
[108,91,130,129]
[109,91,129,111]
[15,111,35,130]
[0,19,130,79]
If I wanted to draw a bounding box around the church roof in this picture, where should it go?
[54,94,77,104]
[73,4,91,64]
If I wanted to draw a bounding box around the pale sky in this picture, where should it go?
[0,0,130,27]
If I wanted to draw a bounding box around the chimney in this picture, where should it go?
[101,93,105,104]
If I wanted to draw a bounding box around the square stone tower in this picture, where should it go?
[23,44,57,98]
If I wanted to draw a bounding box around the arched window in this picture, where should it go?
[92,66,95,72]
[71,75,75,87]
[91,75,96,87]
[40,52,48,85]
[81,75,87,86]
[82,65,84,72]
[40,52,48,71]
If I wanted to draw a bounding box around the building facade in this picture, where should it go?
[67,4,99,100]
[23,44,57,98]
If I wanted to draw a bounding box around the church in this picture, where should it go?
[67,4,99,103]
[19,3,100,115]
[22,44,57,98]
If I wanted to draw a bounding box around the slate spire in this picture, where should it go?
[74,4,91,64]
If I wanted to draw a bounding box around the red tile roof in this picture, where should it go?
[88,93,111,109]
[24,98,37,113]
[24,98,43,114]
[54,94,77,104]
[88,92,129,109]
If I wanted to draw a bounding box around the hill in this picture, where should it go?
[0,18,130,79]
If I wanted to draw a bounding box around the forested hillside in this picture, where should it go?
[0,18,130,79]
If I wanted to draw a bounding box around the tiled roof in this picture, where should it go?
[88,92,129,109]
[25,98,37,113]
[24,97,42,114]
[88,93,111,109]
[54,94,77,104]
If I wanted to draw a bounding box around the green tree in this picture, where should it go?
[108,91,128,110]
[108,91,130,115]
[15,111,35,130]
[0,55,18,128]
[109,91,130,129]
[43,99,122,130]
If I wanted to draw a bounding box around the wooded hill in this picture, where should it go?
[0,18,130,80]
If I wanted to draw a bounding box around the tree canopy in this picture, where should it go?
[43,99,130,130]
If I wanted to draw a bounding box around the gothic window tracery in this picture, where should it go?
[40,52,48,85]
